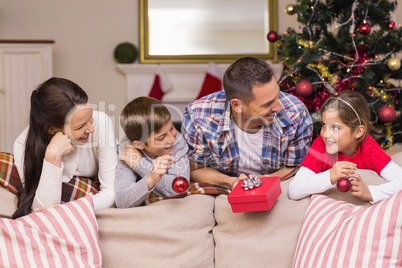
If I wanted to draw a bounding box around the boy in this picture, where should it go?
[115,97,190,208]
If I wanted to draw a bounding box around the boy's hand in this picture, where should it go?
[330,161,357,184]
[119,144,142,169]
[148,155,175,189]
[349,173,373,202]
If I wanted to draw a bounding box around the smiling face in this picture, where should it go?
[63,102,94,145]
[320,109,362,157]
[232,77,283,132]
[138,120,177,158]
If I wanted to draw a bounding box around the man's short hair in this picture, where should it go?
[223,57,274,103]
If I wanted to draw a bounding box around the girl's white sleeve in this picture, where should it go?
[91,113,117,210]
[288,166,334,200]
[368,160,402,204]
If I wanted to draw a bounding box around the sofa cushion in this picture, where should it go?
[213,178,311,268]
[293,192,402,267]
[0,152,21,195]
[96,194,216,267]
[213,158,397,268]
[0,186,17,218]
[0,194,102,267]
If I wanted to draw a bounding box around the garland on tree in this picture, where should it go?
[272,0,402,149]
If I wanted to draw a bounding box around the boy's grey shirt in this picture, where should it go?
[115,132,190,208]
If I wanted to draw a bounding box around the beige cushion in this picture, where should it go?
[213,179,310,268]
[213,153,402,267]
[0,186,17,218]
[96,194,216,267]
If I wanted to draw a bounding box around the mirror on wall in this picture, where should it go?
[139,0,278,63]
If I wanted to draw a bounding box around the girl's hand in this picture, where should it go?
[329,161,357,184]
[147,155,175,189]
[45,132,75,167]
[119,144,142,169]
[349,173,373,202]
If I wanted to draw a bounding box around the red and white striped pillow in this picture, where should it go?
[0,194,101,267]
[293,192,402,268]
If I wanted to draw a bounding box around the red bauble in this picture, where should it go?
[267,31,278,42]
[337,178,351,192]
[378,106,397,123]
[172,176,189,193]
[388,21,396,30]
[295,80,313,97]
[359,23,371,36]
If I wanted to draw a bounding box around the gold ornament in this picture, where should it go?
[307,63,335,82]
[297,39,314,48]
[285,4,296,15]
[381,123,393,150]
[387,58,401,71]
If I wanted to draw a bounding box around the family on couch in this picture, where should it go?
[10,56,402,220]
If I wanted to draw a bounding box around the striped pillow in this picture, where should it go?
[0,194,101,267]
[293,192,402,268]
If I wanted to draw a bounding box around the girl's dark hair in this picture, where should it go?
[12,77,88,218]
[321,90,372,142]
[223,57,274,104]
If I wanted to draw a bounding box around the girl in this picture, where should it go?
[12,77,117,218]
[288,90,402,204]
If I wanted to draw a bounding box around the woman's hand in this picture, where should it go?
[119,144,142,169]
[329,161,357,184]
[44,132,75,167]
[349,173,373,202]
[147,155,175,190]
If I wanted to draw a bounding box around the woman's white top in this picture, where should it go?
[13,110,117,210]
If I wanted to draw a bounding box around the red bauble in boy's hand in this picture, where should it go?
[172,176,189,193]
[337,177,351,192]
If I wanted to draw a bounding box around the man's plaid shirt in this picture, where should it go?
[182,90,313,177]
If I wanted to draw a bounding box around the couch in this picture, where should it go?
[1,152,401,267]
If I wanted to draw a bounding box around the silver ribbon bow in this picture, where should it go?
[241,176,262,190]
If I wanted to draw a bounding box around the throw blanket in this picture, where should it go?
[0,152,230,207]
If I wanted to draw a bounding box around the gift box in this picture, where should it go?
[228,176,281,213]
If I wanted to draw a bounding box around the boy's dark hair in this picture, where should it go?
[120,96,171,143]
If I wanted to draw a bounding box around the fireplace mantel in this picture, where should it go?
[117,62,283,122]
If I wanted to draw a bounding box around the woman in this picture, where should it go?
[12,77,117,218]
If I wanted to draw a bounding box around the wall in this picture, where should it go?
[2,1,399,139]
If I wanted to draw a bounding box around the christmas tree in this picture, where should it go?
[276,0,402,149]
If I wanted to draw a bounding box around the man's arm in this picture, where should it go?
[262,166,300,181]
[190,160,239,190]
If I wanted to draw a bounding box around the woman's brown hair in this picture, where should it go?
[12,77,88,218]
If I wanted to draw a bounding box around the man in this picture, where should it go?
[182,57,313,189]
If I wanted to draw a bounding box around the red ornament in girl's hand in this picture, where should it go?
[337,177,351,192]
[172,176,189,193]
